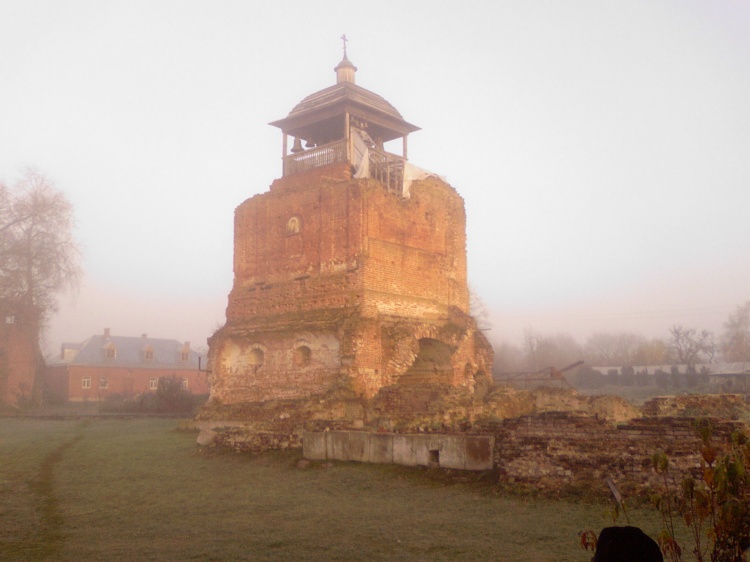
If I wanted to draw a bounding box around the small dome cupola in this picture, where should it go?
[269,37,420,193]
[334,34,357,84]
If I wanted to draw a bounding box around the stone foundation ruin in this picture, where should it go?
[193,389,750,499]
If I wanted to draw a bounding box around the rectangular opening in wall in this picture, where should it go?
[428,449,440,468]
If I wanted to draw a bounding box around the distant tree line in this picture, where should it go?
[492,301,750,390]
[571,364,712,391]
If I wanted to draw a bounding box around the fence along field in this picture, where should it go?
[0,417,667,561]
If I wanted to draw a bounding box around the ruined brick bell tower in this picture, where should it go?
[207,44,493,409]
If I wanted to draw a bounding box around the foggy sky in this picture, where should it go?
[1,0,748,355]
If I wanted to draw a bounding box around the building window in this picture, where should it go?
[99,377,108,389]
[144,349,154,361]
[105,347,116,359]
[149,378,158,390]
[181,378,189,390]
[4,315,14,324]
[82,377,91,389]
[180,351,189,362]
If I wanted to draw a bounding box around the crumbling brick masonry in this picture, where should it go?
[207,164,493,409]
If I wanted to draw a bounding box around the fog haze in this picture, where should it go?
[1,1,748,354]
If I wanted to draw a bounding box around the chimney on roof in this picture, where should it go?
[184,341,190,348]
[142,333,148,339]
[104,328,110,338]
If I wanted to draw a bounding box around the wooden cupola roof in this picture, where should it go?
[268,39,421,191]
[269,46,419,149]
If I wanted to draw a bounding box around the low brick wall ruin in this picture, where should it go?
[484,413,745,497]
[191,412,748,499]
[191,392,750,498]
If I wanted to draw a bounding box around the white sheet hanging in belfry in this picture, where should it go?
[352,127,371,180]
[351,128,443,198]
[402,162,443,198]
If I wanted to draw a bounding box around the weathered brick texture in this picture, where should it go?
[207,164,493,407]
[485,413,747,497]
[195,370,750,497]
[0,311,38,406]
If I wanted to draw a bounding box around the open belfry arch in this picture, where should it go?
[206,41,493,412]
[269,37,419,195]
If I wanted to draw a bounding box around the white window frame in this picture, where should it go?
[82,377,91,389]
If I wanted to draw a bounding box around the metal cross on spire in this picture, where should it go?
[341,34,348,57]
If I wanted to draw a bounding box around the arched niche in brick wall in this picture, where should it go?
[220,340,266,374]
[293,345,311,368]
[398,338,455,385]
[248,347,265,367]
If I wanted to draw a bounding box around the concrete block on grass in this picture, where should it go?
[414,434,443,467]
[303,432,327,460]
[392,434,418,466]
[438,435,466,470]
[329,431,367,462]
[367,432,393,464]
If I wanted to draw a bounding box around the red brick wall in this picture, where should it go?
[486,413,747,498]
[0,317,38,406]
[230,172,364,323]
[229,171,467,323]
[268,162,352,193]
[47,365,209,402]
[360,177,469,317]
[210,330,343,403]
[209,164,491,405]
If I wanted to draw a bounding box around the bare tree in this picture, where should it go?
[523,328,581,372]
[0,168,81,325]
[491,340,525,376]
[667,325,713,372]
[523,328,542,371]
[469,285,493,331]
[635,337,669,367]
[584,332,646,366]
[721,301,750,362]
[1,169,81,403]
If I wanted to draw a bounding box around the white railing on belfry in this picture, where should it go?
[283,141,347,176]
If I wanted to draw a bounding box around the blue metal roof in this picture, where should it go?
[49,333,200,370]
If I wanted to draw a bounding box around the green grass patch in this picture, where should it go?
[1,417,672,561]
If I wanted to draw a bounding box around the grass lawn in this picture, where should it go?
[1,417,669,561]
